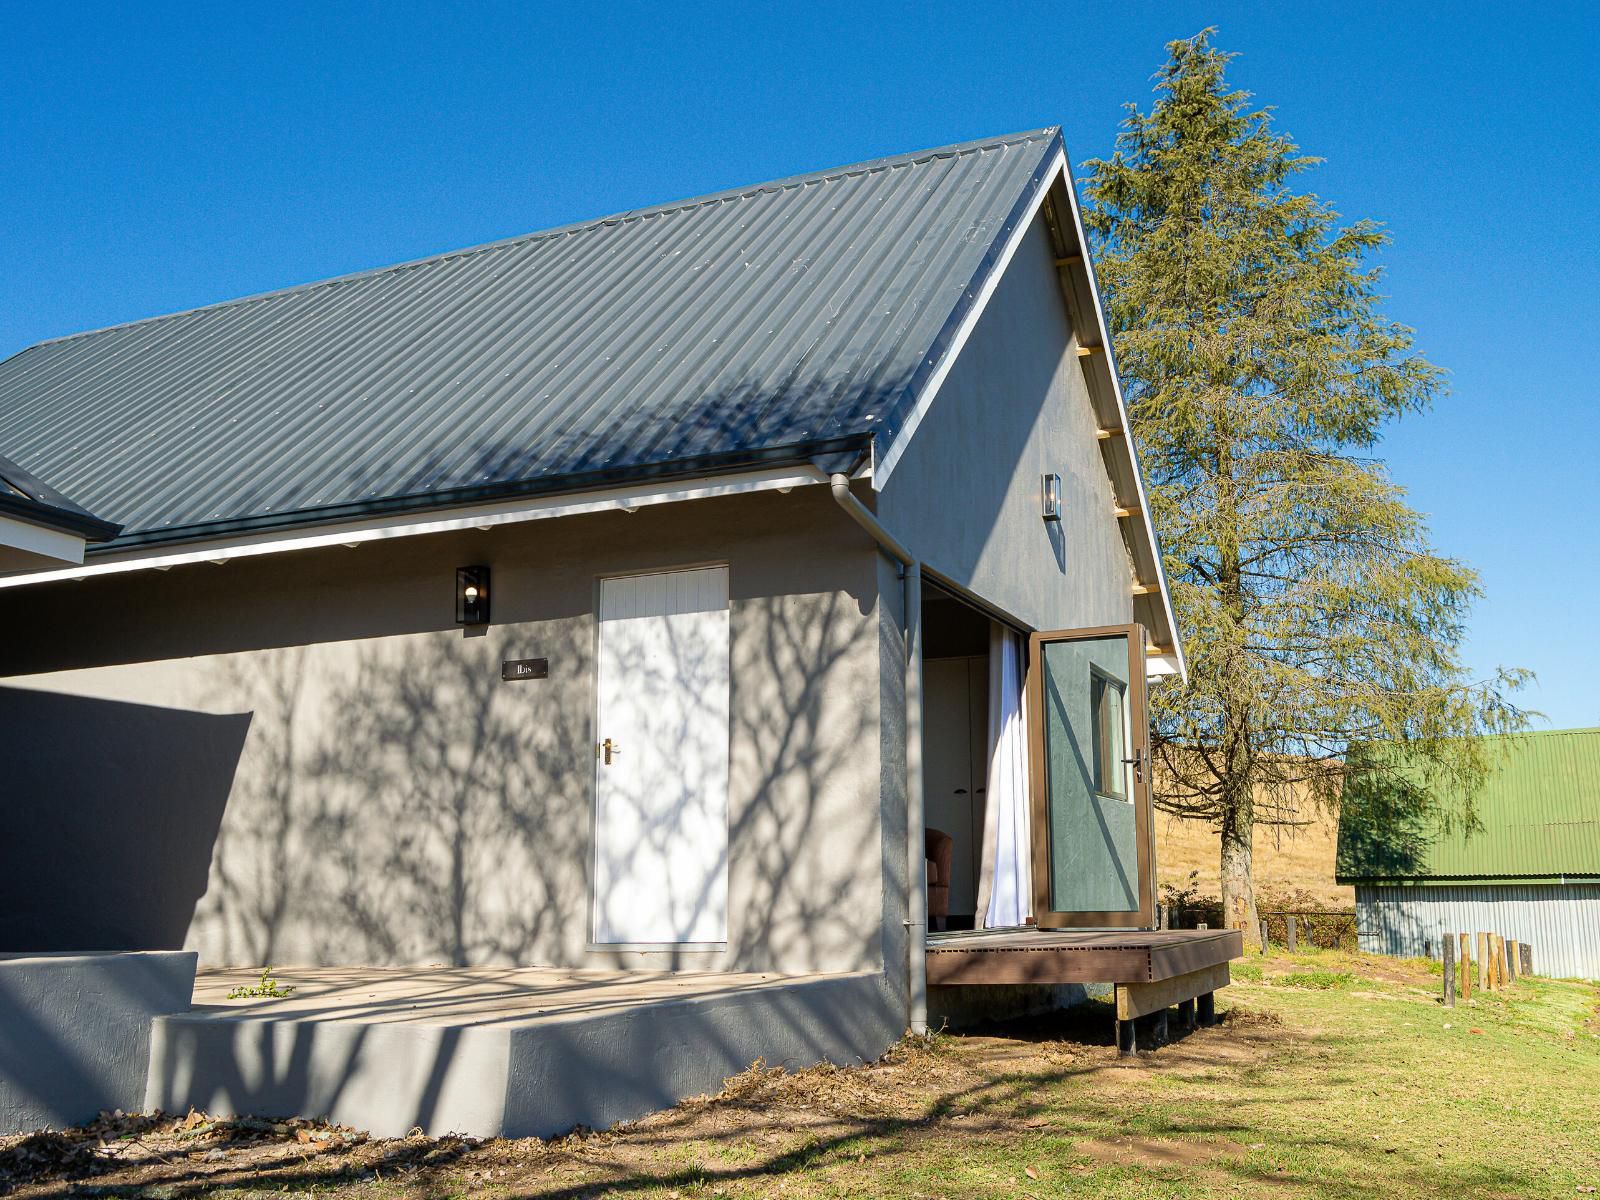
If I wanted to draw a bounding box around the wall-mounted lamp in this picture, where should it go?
[456,565,491,625]
[1041,473,1063,522]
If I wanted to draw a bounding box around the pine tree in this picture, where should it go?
[1083,30,1529,938]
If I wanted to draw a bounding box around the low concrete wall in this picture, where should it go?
[149,972,902,1139]
[0,951,197,1132]
[502,972,902,1137]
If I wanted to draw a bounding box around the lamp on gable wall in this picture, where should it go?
[457,565,491,625]
[1041,473,1063,522]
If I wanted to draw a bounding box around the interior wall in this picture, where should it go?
[876,211,1133,635]
[0,487,888,975]
[922,655,987,922]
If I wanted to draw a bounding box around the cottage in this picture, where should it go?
[0,128,1233,1136]
[1338,728,1600,979]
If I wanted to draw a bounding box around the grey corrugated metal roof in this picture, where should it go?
[0,128,1062,549]
[0,453,120,542]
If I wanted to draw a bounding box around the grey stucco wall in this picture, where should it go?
[0,489,888,976]
[878,212,1133,634]
[0,951,196,1132]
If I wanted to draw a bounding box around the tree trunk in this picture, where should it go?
[1213,420,1259,947]
[1219,788,1259,947]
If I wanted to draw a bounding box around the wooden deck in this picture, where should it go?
[925,927,1243,986]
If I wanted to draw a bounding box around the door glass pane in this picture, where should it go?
[1041,635,1139,913]
[1091,670,1128,800]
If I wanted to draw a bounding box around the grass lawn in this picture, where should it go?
[3,948,1596,1198]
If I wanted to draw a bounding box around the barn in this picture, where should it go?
[1337,728,1600,980]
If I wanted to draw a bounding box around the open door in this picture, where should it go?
[1026,623,1155,929]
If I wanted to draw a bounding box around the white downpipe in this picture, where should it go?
[827,473,927,1036]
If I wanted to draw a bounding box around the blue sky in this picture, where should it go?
[4,2,1596,726]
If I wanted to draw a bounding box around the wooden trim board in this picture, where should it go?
[1116,962,1231,1020]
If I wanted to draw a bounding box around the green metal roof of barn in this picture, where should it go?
[0,128,1062,551]
[1336,729,1600,884]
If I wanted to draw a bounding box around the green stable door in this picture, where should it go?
[1027,624,1157,929]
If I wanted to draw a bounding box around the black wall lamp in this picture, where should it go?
[456,565,491,625]
[1041,473,1063,522]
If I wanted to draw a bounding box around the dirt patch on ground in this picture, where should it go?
[1076,1132,1250,1168]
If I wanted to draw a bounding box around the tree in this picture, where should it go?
[1082,30,1529,938]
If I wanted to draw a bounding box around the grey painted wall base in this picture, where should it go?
[148,972,903,1139]
[0,951,197,1133]
[927,981,1102,1030]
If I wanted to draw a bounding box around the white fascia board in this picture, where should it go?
[872,150,1068,486]
[1052,152,1187,685]
[0,513,87,565]
[1147,654,1182,680]
[0,466,822,592]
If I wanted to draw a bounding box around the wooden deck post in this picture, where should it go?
[1442,934,1456,1007]
[1117,1012,1136,1056]
[1198,991,1216,1026]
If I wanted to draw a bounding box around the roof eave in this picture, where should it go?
[87,435,872,556]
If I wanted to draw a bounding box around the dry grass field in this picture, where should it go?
[1156,807,1353,910]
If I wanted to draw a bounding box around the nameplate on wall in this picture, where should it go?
[501,658,549,681]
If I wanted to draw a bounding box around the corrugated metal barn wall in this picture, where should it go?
[1356,884,1600,980]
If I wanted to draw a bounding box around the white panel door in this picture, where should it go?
[593,567,731,945]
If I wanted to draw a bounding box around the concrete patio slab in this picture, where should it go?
[148,966,901,1139]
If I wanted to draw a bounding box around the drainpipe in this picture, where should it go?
[827,473,928,1036]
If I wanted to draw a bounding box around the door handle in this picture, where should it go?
[598,737,621,766]
[1121,747,1144,784]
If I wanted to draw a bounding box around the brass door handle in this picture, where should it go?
[598,737,621,765]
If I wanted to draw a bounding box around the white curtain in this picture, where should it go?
[974,625,1032,929]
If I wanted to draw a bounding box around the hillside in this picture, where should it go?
[1156,808,1353,910]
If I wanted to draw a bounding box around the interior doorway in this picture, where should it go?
[921,585,995,931]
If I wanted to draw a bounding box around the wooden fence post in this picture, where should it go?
[1442,934,1456,1007]
[1459,932,1472,1000]
[1506,939,1520,982]
[1520,942,1534,977]
[1259,919,1269,953]
[1477,933,1490,992]
[1492,934,1505,990]
[1286,915,1298,954]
